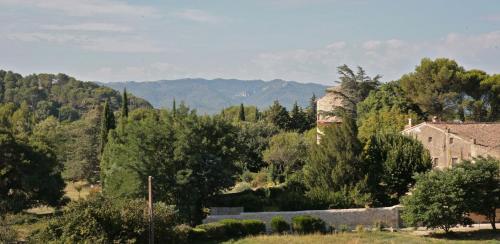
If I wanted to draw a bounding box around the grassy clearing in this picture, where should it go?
[226,231,500,244]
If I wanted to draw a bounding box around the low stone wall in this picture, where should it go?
[204,205,402,231]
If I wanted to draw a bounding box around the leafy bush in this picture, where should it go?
[270,215,290,234]
[34,194,178,243]
[219,219,245,237]
[195,219,265,240]
[196,222,226,240]
[241,219,266,235]
[173,224,207,243]
[291,215,327,234]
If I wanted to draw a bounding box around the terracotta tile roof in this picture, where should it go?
[429,122,500,148]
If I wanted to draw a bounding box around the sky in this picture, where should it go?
[1,0,500,85]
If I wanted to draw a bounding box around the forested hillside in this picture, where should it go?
[0,70,151,121]
[103,78,327,114]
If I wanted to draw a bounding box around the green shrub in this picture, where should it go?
[173,224,207,243]
[355,225,364,233]
[291,215,326,234]
[191,228,207,241]
[196,219,266,240]
[241,219,266,235]
[270,215,290,234]
[196,222,226,240]
[219,219,245,237]
[34,194,178,243]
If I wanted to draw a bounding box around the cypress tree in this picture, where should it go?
[172,98,176,117]
[239,103,246,121]
[255,107,260,121]
[120,88,128,133]
[100,100,115,154]
[121,88,128,118]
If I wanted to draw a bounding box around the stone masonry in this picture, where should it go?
[204,206,403,231]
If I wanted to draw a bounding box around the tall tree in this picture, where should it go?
[399,58,466,120]
[101,108,240,224]
[481,74,500,121]
[239,103,246,121]
[99,100,115,155]
[0,129,65,214]
[172,98,177,118]
[363,133,432,205]
[306,94,317,128]
[120,88,129,133]
[456,157,500,230]
[263,132,307,183]
[290,102,308,132]
[265,101,290,130]
[121,88,129,118]
[333,65,381,117]
[303,113,370,208]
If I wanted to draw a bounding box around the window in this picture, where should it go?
[433,158,439,167]
[428,137,433,143]
[452,158,458,165]
[449,137,454,144]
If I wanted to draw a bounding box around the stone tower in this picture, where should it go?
[316,86,345,143]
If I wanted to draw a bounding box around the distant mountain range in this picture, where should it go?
[103,79,328,114]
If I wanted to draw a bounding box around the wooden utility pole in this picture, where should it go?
[148,176,154,244]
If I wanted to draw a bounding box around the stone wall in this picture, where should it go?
[204,206,402,231]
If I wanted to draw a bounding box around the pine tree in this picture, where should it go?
[290,101,307,132]
[99,100,115,154]
[239,103,246,121]
[307,94,317,127]
[266,101,290,130]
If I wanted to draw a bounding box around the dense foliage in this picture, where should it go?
[101,106,240,224]
[402,157,499,232]
[291,215,327,234]
[363,133,432,206]
[0,129,65,214]
[0,70,151,121]
[35,194,177,243]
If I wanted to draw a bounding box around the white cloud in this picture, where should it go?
[7,32,165,53]
[0,0,157,17]
[41,23,132,33]
[249,31,500,84]
[174,9,221,23]
[326,41,346,50]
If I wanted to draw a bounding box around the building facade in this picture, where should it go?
[402,121,500,168]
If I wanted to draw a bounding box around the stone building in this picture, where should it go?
[316,86,345,143]
[402,120,500,168]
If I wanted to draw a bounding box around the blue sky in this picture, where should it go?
[1,0,499,85]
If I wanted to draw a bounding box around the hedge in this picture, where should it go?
[270,215,290,234]
[195,219,266,241]
[291,215,327,234]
